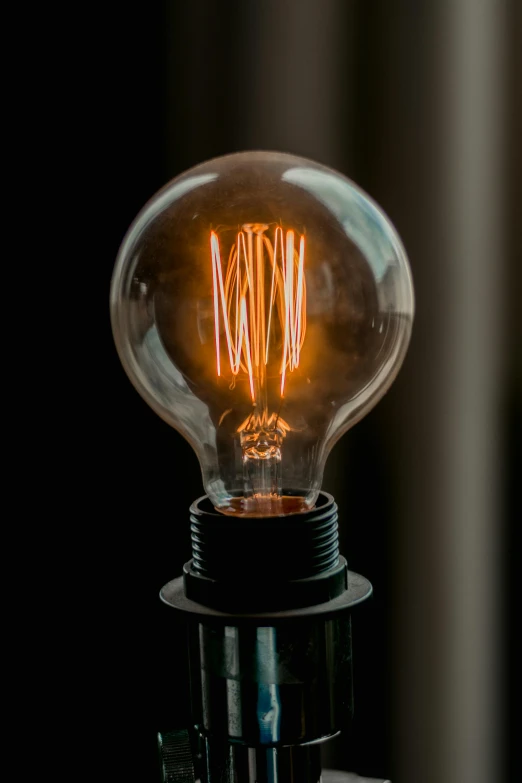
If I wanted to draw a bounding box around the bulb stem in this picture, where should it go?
[242,451,283,512]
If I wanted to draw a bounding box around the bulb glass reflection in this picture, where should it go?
[110,152,414,516]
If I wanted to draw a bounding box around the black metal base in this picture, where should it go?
[189,493,340,579]
[185,492,347,611]
[158,494,373,783]
[161,568,372,623]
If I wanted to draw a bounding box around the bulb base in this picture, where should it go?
[184,491,347,612]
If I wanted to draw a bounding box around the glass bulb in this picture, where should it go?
[110,151,414,516]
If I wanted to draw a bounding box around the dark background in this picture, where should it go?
[88,2,519,781]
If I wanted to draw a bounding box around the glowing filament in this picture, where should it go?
[211,225,306,401]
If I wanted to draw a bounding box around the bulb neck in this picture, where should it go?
[183,492,347,612]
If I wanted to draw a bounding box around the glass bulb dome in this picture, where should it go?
[110,151,414,516]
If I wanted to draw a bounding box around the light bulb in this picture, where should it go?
[111,151,414,516]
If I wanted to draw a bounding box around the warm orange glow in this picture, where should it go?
[236,409,292,436]
[211,224,306,401]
